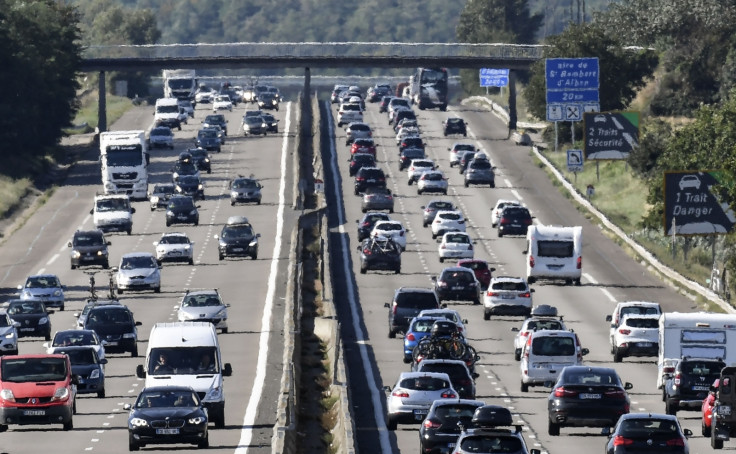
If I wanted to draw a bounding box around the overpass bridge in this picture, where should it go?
[83,42,545,129]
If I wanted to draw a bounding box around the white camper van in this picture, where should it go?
[524,225,582,285]
[657,312,736,389]
[136,322,232,428]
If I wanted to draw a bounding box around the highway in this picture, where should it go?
[320,98,713,454]
[0,101,296,453]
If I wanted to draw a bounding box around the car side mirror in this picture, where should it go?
[124,403,132,410]
[130,207,136,214]
[430,276,437,281]
[101,340,108,346]
[601,427,611,437]
[67,241,72,247]
[256,233,262,238]
[624,382,633,390]
[581,348,590,356]
[436,239,441,243]
[100,358,108,365]
[384,303,390,308]
[521,250,527,255]
[214,234,220,240]
[356,245,361,251]
[89,209,94,215]
[152,242,159,246]
[610,323,616,329]
[684,428,693,438]
[72,375,80,385]
[490,267,496,272]
[223,363,233,376]
[42,342,50,348]
[136,364,146,378]
[383,385,391,392]
[73,313,80,318]
[530,289,535,293]
[107,241,112,246]
[605,315,612,322]
[441,303,448,309]
[196,205,201,208]
[135,321,142,326]
[463,319,468,324]
[511,327,519,332]
[530,450,541,454]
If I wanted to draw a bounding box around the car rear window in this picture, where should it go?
[681,361,725,375]
[439,213,461,220]
[435,404,479,421]
[531,336,576,356]
[492,281,527,291]
[620,306,660,318]
[399,376,450,391]
[624,318,659,328]
[460,436,521,453]
[537,240,574,258]
[470,160,492,169]
[424,173,443,181]
[461,261,487,271]
[421,364,468,381]
[441,271,475,284]
[503,208,531,219]
[351,124,370,131]
[446,234,469,243]
[431,202,454,210]
[526,320,563,331]
[619,418,679,437]
[411,319,437,333]
[396,292,438,309]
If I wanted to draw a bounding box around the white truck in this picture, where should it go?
[99,131,149,200]
[657,312,736,389]
[163,69,197,100]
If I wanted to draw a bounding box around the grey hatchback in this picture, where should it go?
[422,200,457,227]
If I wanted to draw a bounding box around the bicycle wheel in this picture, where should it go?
[413,339,433,362]
[448,340,467,360]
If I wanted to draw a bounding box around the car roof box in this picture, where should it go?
[530,304,558,317]
[471,405,512,428]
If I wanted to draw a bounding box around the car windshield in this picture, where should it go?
[53,331,97,347]
[7,301,45,315]
[620,306,660,318]
[159,235,190,245]
[424,173,443,181]
[120,256,156,269]
[221,225,254,239]
[459,435,522,453]
[148,347,219,375]
[435,404,478,421]
[454,144,475,152]
[492,281,527,291]
[190,150,207,159]
[153,185,175,195]
[413,161,433,168]
[1,357,67,383]
[182,293,222,308]
[56,348,98,365]
[198,129,217,138]
[246,117,263,125]
[168,197,195,209]
[136,389,200,408]
[74,233,104,247]
[96,198,129,212]
[25,276,60,288]
[87,308,132,326]
[178,176,199,185]
[233,179,258,189]
[205,115,224,124]
[151,128,171,136]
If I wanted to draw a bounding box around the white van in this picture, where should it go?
[524,225,582,285]
[519,329,588,392]
[135,322,232,428]
[154,97,184,130]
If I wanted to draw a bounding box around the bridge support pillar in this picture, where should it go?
[98,71,107,132]
[304,67,311,96]
[508,70,517,131]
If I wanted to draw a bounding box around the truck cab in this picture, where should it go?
[90,194,135,235]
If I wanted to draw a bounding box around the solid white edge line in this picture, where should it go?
[234,102,290,453]
[325,102,392,454]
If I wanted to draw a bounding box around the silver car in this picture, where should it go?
[385,371,457,430]
[0,311,18,355]
[116,253,161,293]
[18,274,66,311]
[361,187,394,213]
[483,276,533,319]
[422,200,456,227]
[153,232,194,265]
[177,289,229,333]
[464,156,495,188]
[417,170,448,195]
[149,126,174,149]
[230,176,263,205]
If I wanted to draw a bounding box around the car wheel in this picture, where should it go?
[214,410,225,429]
[63,418,73,431]
[704,421,712,437]
[257,200,261,205]
[417,189,423,195]
[129,434,140,451]
[431,232,437,239]
[439,257,444,263]
[484,310,491,321]
[60,305,65,312]
[407,179,412,186]
[464,181,469,188]
[97,389,105,398]
[442,190,447,195]
[218,254,223,261]
[45,331,51,341]
[527,277,536,285]
[132,345,138,357]
[490,182,495,188]
[194,220,199,226]
[514,349,521,361]
[712,425,724,449]
[118,288,124,294]
[207,169,211,174]
[166,220,171,227]
[126,229,132,235]
[71,264,77,270]
[548,420,560,436]
[613,349,623,363]
[73,398,77,414]
[0,424,7,432]
[388,329,396,339]
[520,382,529,393]
[188,259,194,265]
[360,266,367,275]
[498,230,503,238]
[574,279,581,286]
[154,286,161,293]
[231,201,235,206]
[395,267,400,274]
[665,399,678,415]
[198,433,209,449]
[389,208,394,213]
[103,261,109,269]
[361,208,366,213]
[386,416,397,431]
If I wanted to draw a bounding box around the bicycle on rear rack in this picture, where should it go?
[83,270,99,301]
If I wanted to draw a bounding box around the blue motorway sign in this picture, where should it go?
[480,68,509,87]
[546,58,600,121]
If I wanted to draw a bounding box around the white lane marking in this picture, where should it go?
[235,102,290,453]
[584,272,617,302]
[511,189,523,201]
[37,268,45,275]
[326,102,392,454]
[46,254,59,266]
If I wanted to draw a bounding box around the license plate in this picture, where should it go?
[693,385,709,391]
[178,215,188,219]
[501,294,515,299]
[156,428,180,435]
[82,256,95,261]
[448,443,456,448]
[413,409,428,420]
[580,393,601,399]
[20,328,35,332]
[105,341,118,346]
[638,342,652,347]
[169,251,181,255]
[367,179,376,183]
[720,406,732,415]
[24,410,45,416]
[451,286,463,291]
[232,248,244,252]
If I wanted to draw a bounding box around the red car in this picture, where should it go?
[457,259,495,290]
[702,378,719,436]
[350,138,377,156]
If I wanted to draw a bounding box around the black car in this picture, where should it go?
[443,117,467,137]
[194,128,222,153]
[419,399,485,454]
[165,195,199,226]
[69,229,110,269]
[261,112,279,133]
[51,346,106,398]
[257,92,279,111]
[171,161,199,182]
[242,115,267,136]
[357,236,401,274]
[82,303,141,357]
[354,166,386,195]
[126,386,209,451]
[215,217,260,260]
[384,287,441,338]
[174,175,205,201]
[6,299,52,340]
[202,114,227,135]
[548,366,632,436]
[399,147,426,171]
[604,413,692,454]
[187,148,211,173]
[356,212,391,241]
[399,136,425,153]
[348,153,376,177]
[379,96,394,113]
[415,359,477,400]
[497,206,533,237]
[433,267,481,304]
[392,109,417,131]
[664,357,725,415]
[454,405,539,454]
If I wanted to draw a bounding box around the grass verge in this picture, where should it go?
[66,91,135,134]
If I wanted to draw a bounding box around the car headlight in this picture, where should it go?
[219,241,227,248]
[39,317,49,325]
[215,308,227,318]
[122,332,136,339]
[204,386,222,401]
[53,290,62,297]
[261,123,267,128]
[157,247,165,254]
[175,186,183,192]
[90,369,100,379]
[105,182,115,190]
[0,389,15,402]
[197,184,203,190]
[71,250,81,259]
[21,290,31,299]
[151,196,160,204]
[249,239,258,247]
[204,158,210,163]
[97,250,107,256]
[231,191,238,197]
[188,416,206,425]
[51,387,69,401]
[5,332,15,339]
[130,417,149,427]
[180,311,196,320]
[190,209,198,216]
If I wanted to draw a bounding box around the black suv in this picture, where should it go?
[497,206,533,237]
[82,304,142,357]
[215,216,260,260]
[348,153,375,177]
[454,406,541,454]
[664,357,725,415]
[357,236,401,274]
[69,229,110,269]
[202,114,228,135]
[6,299,52,340]
[187,147,212,173]
[165,195,200,226]
[414,359,477,399]
[356,212,391,241]
[392,109,417,131]
[384,287,441,338]
[174,174,205,201]
[443,117,467,137]
[398,136,425,153]
[398,147,425,171]
[419,400,485,454]
[354,167,386,195]
[432,267,481,304]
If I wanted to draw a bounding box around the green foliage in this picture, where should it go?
[627,118,671,179]
[0,0,82,177]
[524,22,658,122]
[456,0,542,45]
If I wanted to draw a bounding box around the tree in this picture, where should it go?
[456,0,542,45]
[524,22,657,122]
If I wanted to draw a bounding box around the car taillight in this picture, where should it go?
[662,366,675,374]
[438,281,448,287]
[604,389,627,399]
[553,387,579,398]
[362,222,370,227]
[363,249,371,255]
[356,177,364,181]
[618,329,631,335]
[400,231,404,236]
[441,245,446,249]
[519,292,531,298]
[674,373,681,386]
[500,218,510,225]
[666,438,686,447]
[423,419,441,429]
[392,390,410,398]
[529,256,535,268]
[613,436,634,447]
[434,219,441,223]
[440,391,457,398]
[520,331,530,337]
[577,256,582,269]
[392,303,397,315]
[524,218,533,225]
[487,291,499,297]
[406,333,416,341]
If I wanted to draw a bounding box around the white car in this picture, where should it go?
[431,210,466,239]
[384,371,457,430]
[0,311,18,355]
[483,276,533,320]
[177,289,229,333]
[611,314,660,362]
[511,315,567,361]
[153,232,194,265]
[213,95,233,112]
[178,99,195,118]
[148,126,174,149]
[115,252,161,293]
[437,231,474,263]
[418,308,468,336]
[44,329,106,361]
[370,220,408,251]
[491,199,522,227]
[417,170,448,195]
[396,126,420,145]
[605,301,662,349]
[194,87,214,104]
[448,143,477,167]
[337,103,363,126]
[407,159,436,184]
